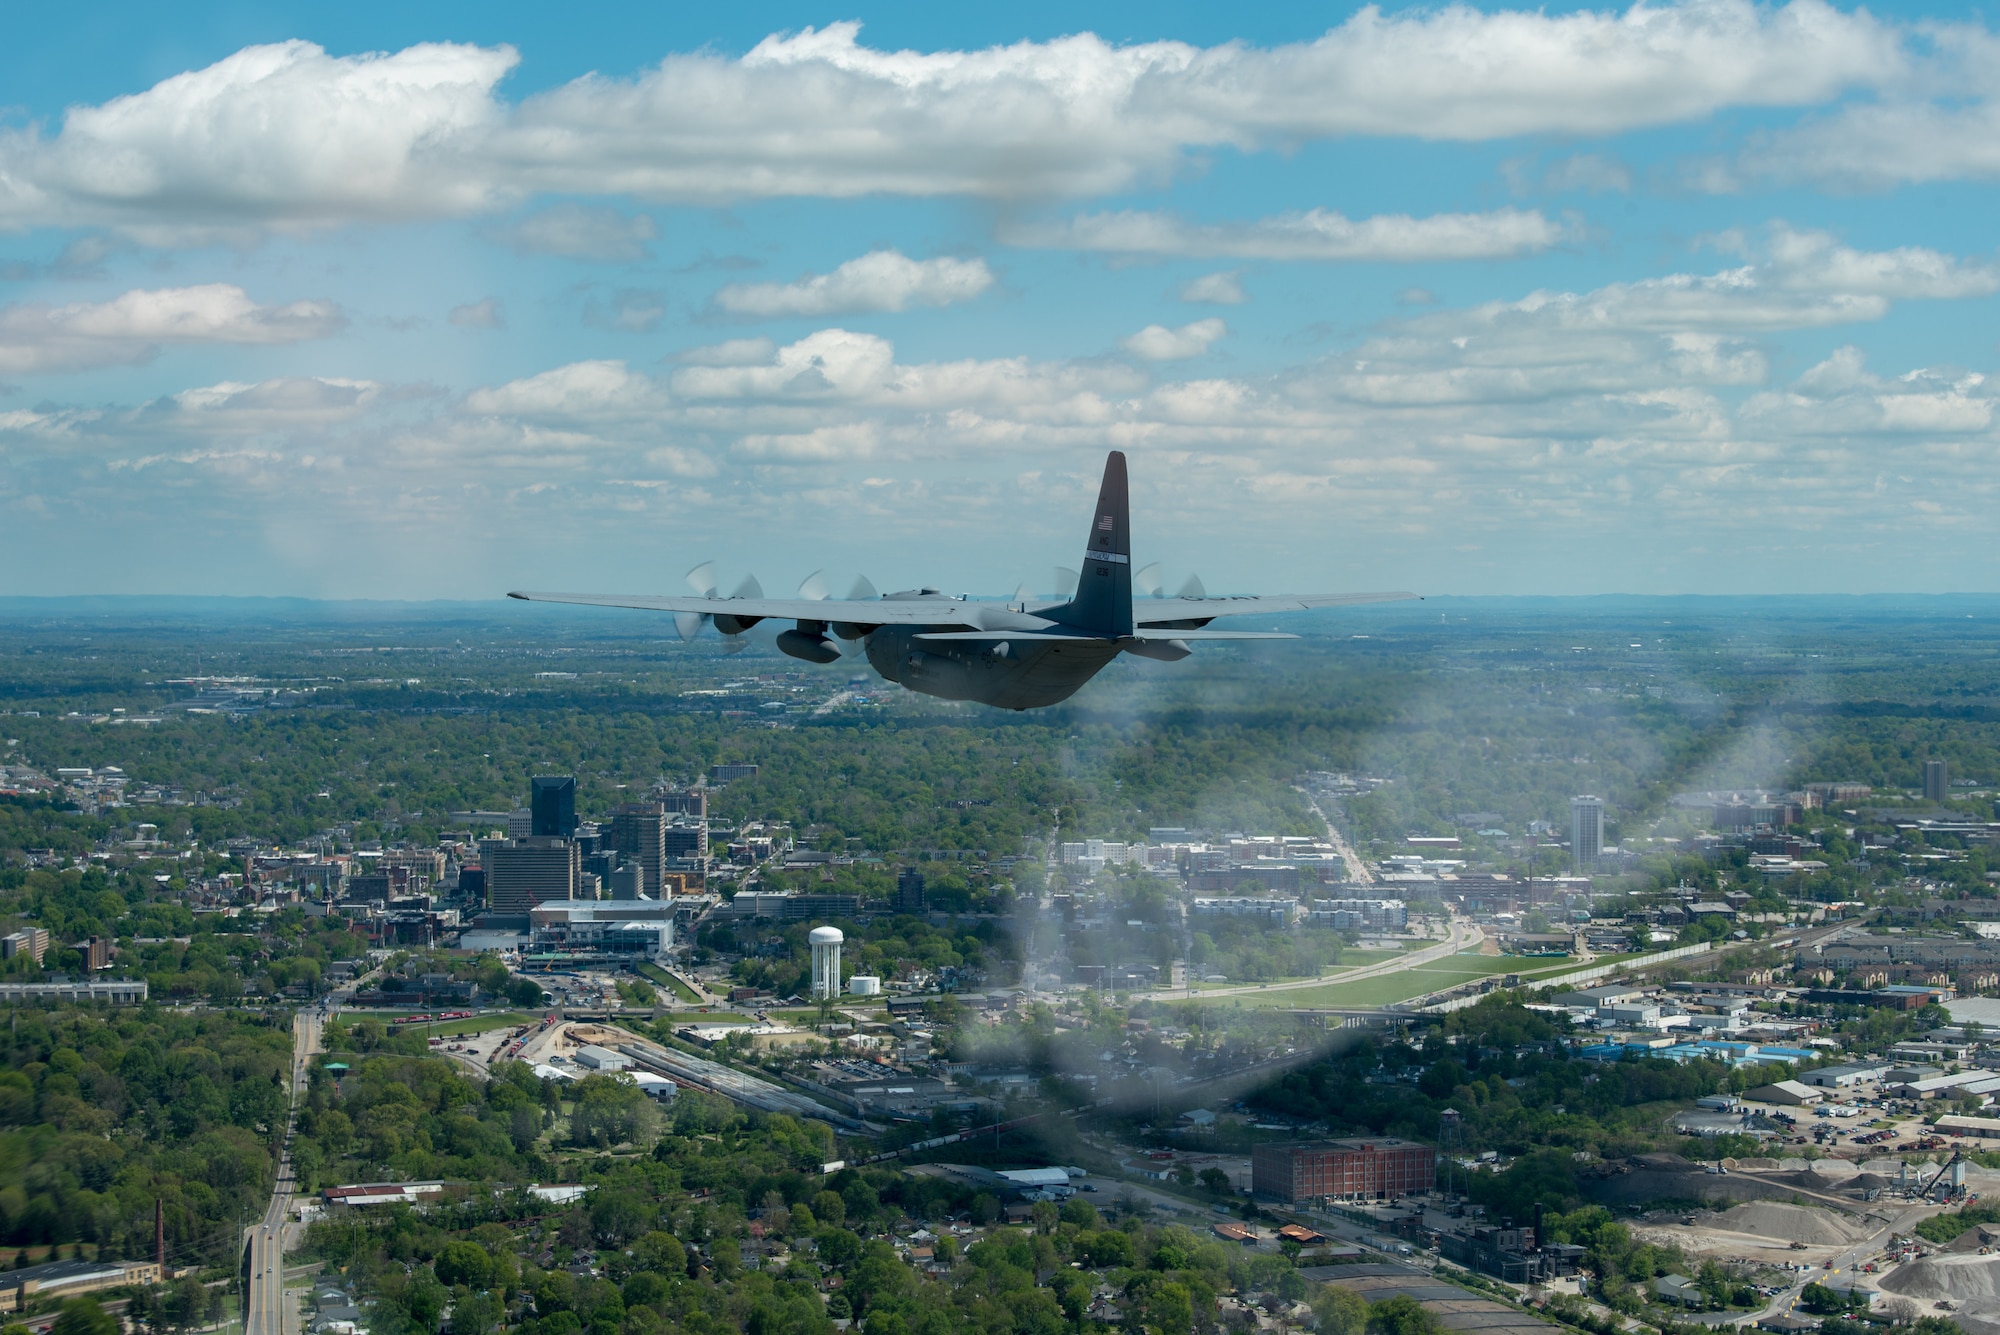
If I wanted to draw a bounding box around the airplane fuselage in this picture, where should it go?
[861,624,1124,710]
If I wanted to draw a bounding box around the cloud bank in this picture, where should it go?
[1008,208,1567,261]
[0,284,344,373]
[0,4,1913,233]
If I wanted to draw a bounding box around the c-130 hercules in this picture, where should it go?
[510,451,1416,711]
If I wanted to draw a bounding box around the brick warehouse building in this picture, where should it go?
[1252,1138,1435,1202]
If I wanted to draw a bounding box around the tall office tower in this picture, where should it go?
[659,790,708,820]
[894,867,926,913]
[663,817,709,863]
[531,775,577,838]
[610,861,645,900]
[583,850,620,890]
[1924,760,1950,803]
[481,837,580,913]
[1570,796,1604,872]
[809,926,844,1000]
[507,809,533,839]
[609,802,667,900]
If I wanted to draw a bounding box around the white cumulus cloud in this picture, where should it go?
[0,284,344,373]
[3,40,518,234]
[1122,318,1228,360]
[0,4,1912,231]
[713,251,994,317]
[462,360,668,420]
[1009,207,1567,261]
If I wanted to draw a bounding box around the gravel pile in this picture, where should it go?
[1707,1201,1869,1247]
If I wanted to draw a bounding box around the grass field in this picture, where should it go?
[381,1011,535,1037]
[637,962,702,1003]
[1218,947,1653,1010]
[1219,954,1557,1009]
[1185,947,1409,992]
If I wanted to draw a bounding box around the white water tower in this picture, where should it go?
[809,926,844,1001]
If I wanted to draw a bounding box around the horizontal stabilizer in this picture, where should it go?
[1133,591,1417,623]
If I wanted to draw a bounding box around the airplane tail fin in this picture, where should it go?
[1047,451,1133,637]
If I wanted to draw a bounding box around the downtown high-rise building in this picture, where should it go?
[481,837,580,913]
[531,775,577,838]
[609,802,667,900]
[1924,760,1950,803]
[1570,795,1604,872]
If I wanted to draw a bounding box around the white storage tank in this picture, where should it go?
[809,926,844,1000]
[848,975,882,996]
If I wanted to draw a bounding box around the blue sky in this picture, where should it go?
[4,0,2000,600]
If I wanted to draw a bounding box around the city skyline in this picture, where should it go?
[5,0,2000,599]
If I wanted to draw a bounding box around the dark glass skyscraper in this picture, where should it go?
[531,775,577,838]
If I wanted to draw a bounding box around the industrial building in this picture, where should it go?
[1251,1138,1435,1203]
[1437,1220,1584,1285]
[0,1258,163,1312]
[575,1044,633,1071]
[0,978,148,1005]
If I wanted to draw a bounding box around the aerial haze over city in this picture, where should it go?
[5,0,2000,595]
[8,4,2000,1335]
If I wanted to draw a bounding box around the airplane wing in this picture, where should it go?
[1133,591,1418,624]
[506,590,977,626]
[914,628,1298,642]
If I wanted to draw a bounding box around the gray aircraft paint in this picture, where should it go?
[509,452,1415,711]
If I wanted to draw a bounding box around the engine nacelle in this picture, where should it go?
[1126,637,1191,662]
[713,613,763,636]
[776,628,842,664]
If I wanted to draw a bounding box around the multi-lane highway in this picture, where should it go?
[243,1001,328,1335]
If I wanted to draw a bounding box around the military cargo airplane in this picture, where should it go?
[509,451,1415,710]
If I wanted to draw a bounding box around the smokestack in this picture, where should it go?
[155,1198,165,1270]
[1532,1201,1544,1247]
